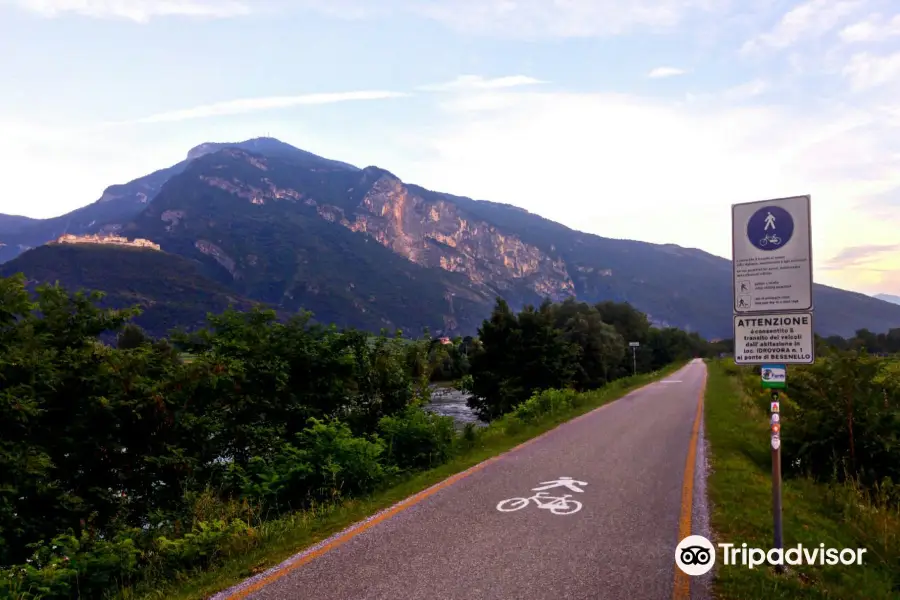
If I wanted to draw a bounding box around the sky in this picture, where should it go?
[1,0,899,297]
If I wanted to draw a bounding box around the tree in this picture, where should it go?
[116,323,150,349]
[550,299,624,387]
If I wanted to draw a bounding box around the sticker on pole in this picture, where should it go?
[496,477,586,516]
[761,364,787,389]
[771,436,781,450]
[734,313,815,365]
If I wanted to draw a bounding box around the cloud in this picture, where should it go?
[8,0,252,21]
[825,243,900,269]
[722,79,769,100]
[647,67,687,78]
[417,75,546,92]
[842,50,900,90]
[292,0,729,38]
[124,91,409,124]
[840,13,900,42]
[742,0,863,53]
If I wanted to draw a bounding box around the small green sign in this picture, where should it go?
[761,364,787,389]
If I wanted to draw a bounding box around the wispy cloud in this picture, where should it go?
[825,244,900,269]
[293,0,729,38]
[842,50,900,90]
[417,75,546,92]
[840,13,900,42]
[9,0,253,21]
[722,79,769,100]
[742,0,863,53]
[124,91,409,124]
[647,67,687,78]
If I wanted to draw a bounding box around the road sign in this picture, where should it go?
[629,342,640,347]
[761,364,787,389]
[733,312,814,365]
[732,196,813,314]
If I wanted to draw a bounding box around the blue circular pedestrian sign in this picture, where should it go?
[747,206,793,251]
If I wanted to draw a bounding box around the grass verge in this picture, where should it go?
[704,360,900,599]
[129,361,688,600]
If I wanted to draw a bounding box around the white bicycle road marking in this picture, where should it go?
[496,477,587,516]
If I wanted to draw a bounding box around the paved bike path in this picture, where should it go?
[221,360,708,600]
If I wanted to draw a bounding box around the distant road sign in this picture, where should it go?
[734,312,814,365]
[629,342,640,347]
[732,196,813,314]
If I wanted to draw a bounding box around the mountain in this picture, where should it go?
[0,243,263,338]
[875,293,900,306]
[0,138,350,264]
[3,137,900,339]
[0,214,38,235]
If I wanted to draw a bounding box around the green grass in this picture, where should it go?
[127,362,688,600]
[704,360,900,599]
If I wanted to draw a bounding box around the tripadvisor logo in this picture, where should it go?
[675,535,716,576]
[675,535,868,576]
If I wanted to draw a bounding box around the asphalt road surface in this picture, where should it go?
[218,359,709,600]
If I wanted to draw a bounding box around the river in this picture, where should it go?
[424,385,485,429]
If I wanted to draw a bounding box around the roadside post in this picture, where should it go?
[628,342,639,376]
[731,195,815,570]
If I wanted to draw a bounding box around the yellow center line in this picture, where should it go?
[673,367,708,600]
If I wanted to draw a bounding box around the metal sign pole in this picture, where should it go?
[632,346,637,377]
[628,341,639,377]
[763,363,786,573]
[771,389,784,571]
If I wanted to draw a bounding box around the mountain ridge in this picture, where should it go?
[875,293,900,305]
[2,137,900,339]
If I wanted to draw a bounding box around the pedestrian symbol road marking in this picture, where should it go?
[531,476,586,493]
[496,477,587,516]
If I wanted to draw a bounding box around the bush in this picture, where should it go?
[378,407,457,471]
[725,353,900,499]
[510,388,580,424]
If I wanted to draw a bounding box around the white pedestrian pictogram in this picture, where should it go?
[496,477,587,516]
[531,476,587,493]
[764,211,776,230]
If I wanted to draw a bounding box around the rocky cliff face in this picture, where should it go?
[305,168,575,304]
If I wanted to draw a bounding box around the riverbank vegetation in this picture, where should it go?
[0,274,710,599]
[706,352,900,599]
